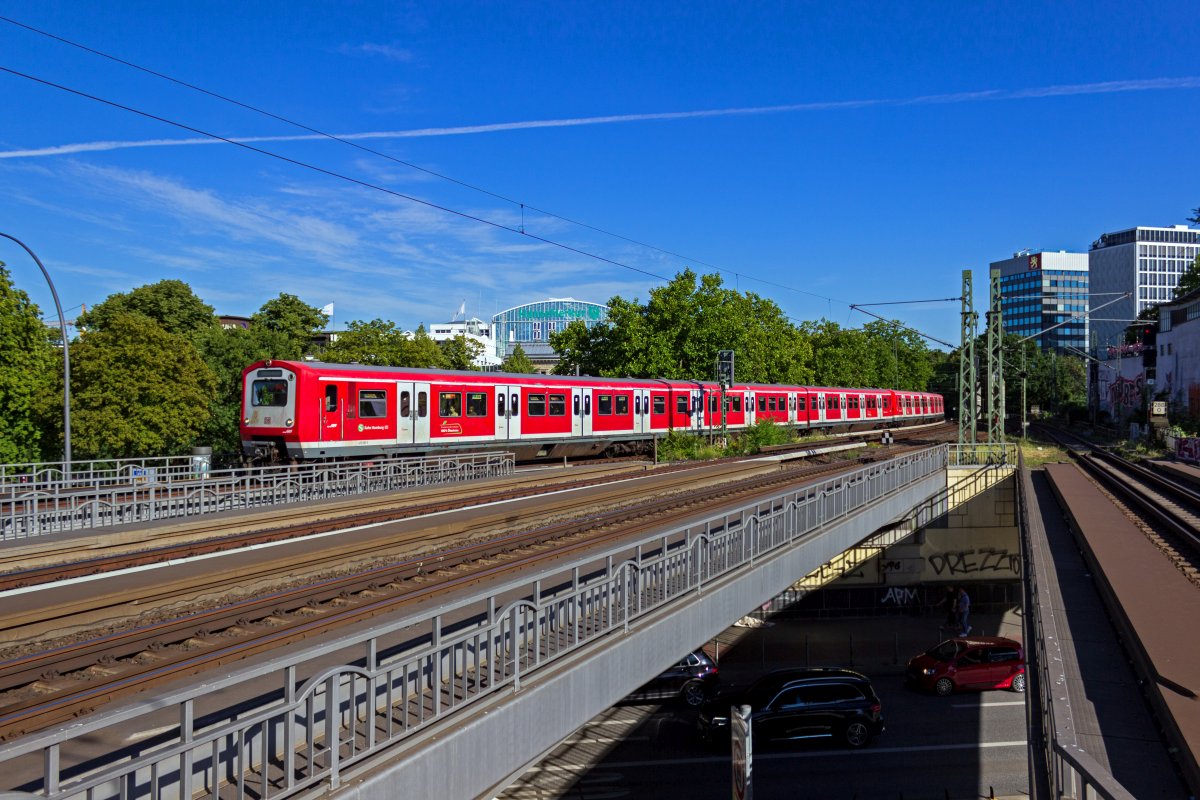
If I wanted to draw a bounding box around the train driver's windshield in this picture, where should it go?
[252,379,289,407]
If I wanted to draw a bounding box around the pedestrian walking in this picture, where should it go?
[956,586,972,636]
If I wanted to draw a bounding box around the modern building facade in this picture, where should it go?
[492,298,609,371]
[1089,225,1200,352]
[991,250,1089,353]
[426,317,501,369]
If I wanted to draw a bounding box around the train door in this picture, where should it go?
[572,387,584,437]
[580,386,594,437]
[395,382,431,444]
[635,389,651,434]
[816,392,826,424]
[691,388,703,432]
[494,384,521,441]
[319,381,343,442]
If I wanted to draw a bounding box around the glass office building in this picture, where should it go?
[991,250,1089,353]
[492,298,609,370]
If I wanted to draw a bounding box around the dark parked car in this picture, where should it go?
[697,668,884,748]
[625,650,720,707]
[906,636,1026,696]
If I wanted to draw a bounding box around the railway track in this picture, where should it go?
[1037,425,1200,583]
[0,444,932,741]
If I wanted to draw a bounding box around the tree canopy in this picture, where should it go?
[69,313,218,458]
[439,334,483,371]
[0,264,57,462]
[321,319,415,366]
[76,279,216,337]
[251,294,327,358]
[500,342,536,373]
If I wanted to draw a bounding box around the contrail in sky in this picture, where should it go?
[3,76,1198,160]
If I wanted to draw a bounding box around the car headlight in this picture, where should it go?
[922,668,937,676]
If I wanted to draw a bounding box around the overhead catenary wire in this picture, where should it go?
[0,65,673,285]
[0,14,843,306]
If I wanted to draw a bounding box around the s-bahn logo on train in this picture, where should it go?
[440,421,464,435]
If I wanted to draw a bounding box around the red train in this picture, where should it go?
[240,360,944,461]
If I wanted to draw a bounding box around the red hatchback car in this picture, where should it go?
[906,636,1026,696]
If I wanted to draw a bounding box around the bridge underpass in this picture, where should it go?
[1,446,1024,800]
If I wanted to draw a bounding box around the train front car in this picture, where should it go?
[241,360,304,462]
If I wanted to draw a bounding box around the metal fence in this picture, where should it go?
[1017,452,1136,800]
[1,452,515,540]
[948,442,1017,466]
[0,447,947,800]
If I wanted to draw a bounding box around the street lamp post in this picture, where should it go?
[0,233,71,478]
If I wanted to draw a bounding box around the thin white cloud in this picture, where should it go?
[353,43,415,62]
[3,76,1198,160]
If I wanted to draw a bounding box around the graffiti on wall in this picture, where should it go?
[1107,373,1145,414]
[1178,437,1200,464]
[927,547,1021,577]
[879,586,919,606]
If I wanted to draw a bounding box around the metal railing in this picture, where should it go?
[948,442,1017,467]
[1,453,515,540]
[0,447,947,799]
[1017,451,1136,800]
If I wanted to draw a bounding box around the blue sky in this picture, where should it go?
[2,1,1198,350]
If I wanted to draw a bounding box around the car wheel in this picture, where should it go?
[1011,673,1026,693]
[681,681,708,707]
[843,721,870,748]
[934,677,955,696]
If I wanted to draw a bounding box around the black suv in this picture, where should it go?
[697,668,884,748]
[625,650,720,707]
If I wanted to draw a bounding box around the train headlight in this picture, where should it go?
[285,418,294,427]
[243,417,250,424]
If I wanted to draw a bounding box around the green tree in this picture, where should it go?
[76,279,216,337]
[321,319,413,366]
[69,313,217,458]
[1175,254,1200,299]
[549,319,621,376]
[192,325,292,455]
[550,270,813,383]
[0,264,57,462]
[406,325,449,368]
[501,342,537,373]
[1189,206,1200,226]
[251,294,327,358]
[440,334,483,370]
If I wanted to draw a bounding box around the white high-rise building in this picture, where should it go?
[1089,224,1200,351]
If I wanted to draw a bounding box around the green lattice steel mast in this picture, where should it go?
[986,268,1005,445]
[958,269,978,445]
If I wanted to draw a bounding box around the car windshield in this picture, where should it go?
[928,640,966,662]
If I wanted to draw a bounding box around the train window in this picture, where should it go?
[528,394,546,416]
[584,395,591,415]
[466,392,488,417]
[757,396,767,412]
[252,379,289,407]
[324,385,338,413]
[439,392,462,418]
[677,396,689,414]
[634,396,641,414]
[400,391,411,418]
[732,396,742,412]
[573,395,581,415]
[498,393,506,417]
[418,392,428,418]
[616,395,629,415]
[359,390,387,418]
[598,395,612,415]
[511,393,518,416]
[654,396,666,414]
[768,397,777,412]
[549,394,566,416]
[709,395,718,413]
[798,396,807,411]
